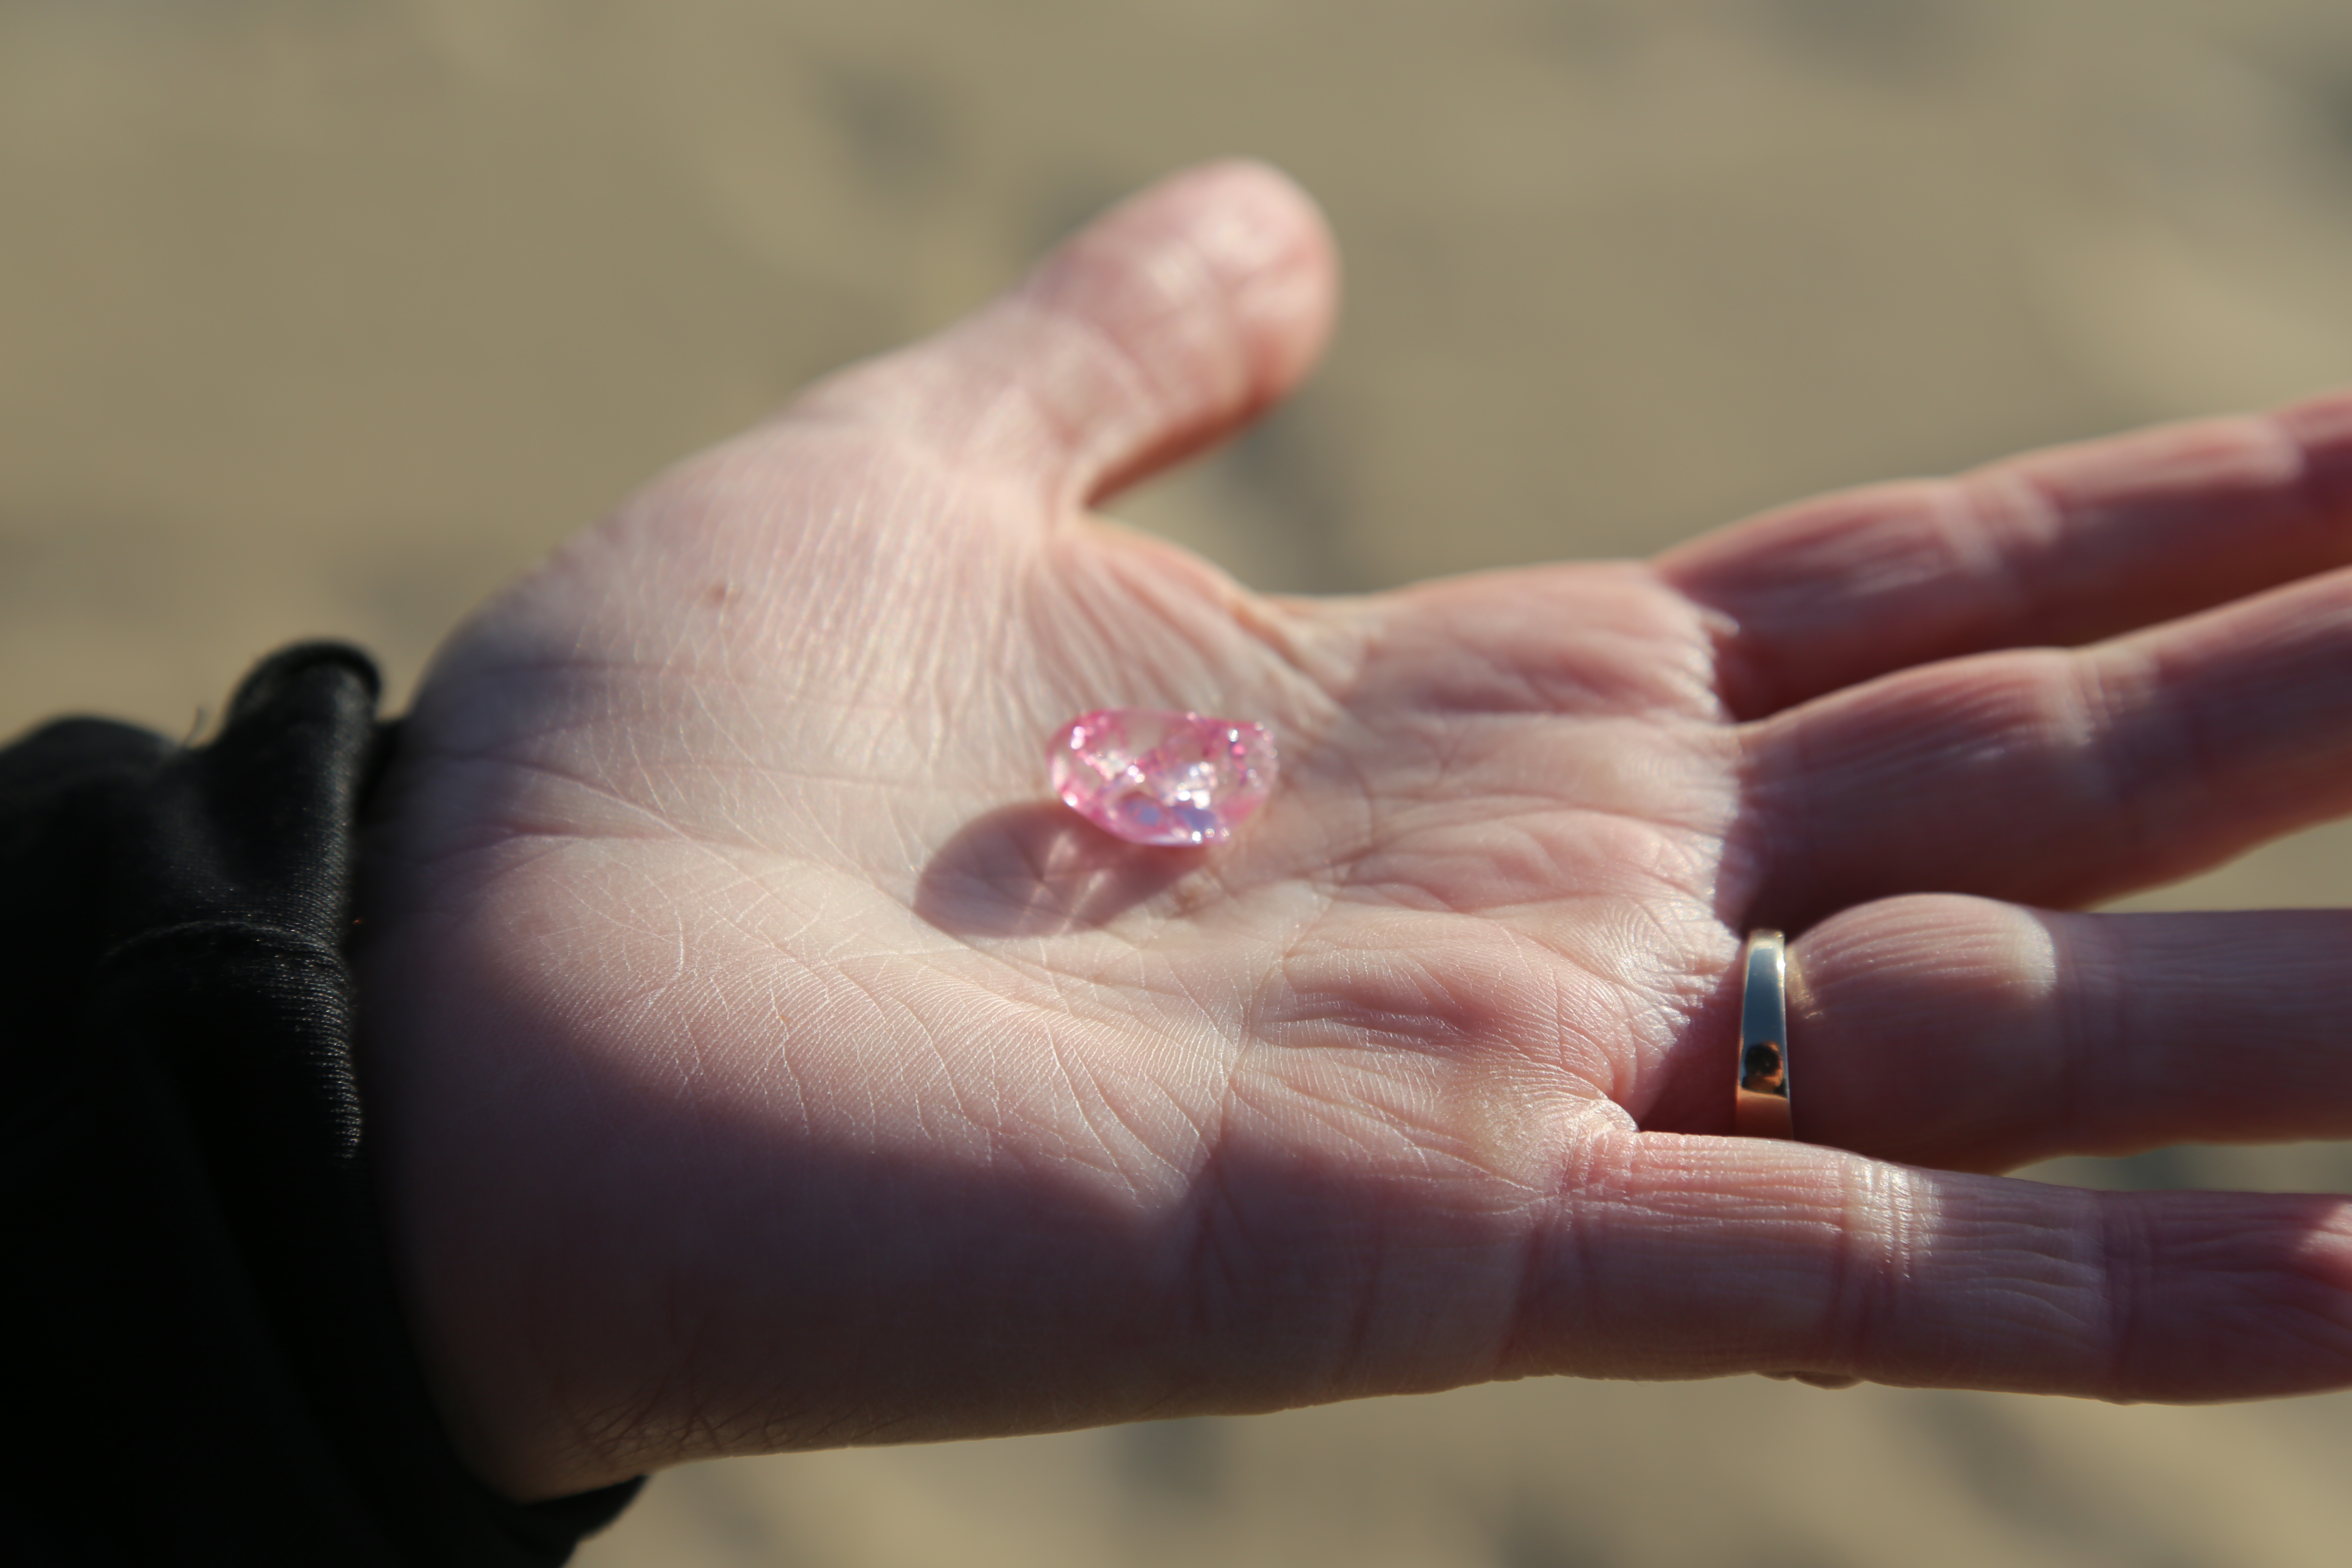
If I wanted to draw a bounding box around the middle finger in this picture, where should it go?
[1743,563,2352,928]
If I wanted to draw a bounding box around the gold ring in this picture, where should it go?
[1733,929,1794,1139]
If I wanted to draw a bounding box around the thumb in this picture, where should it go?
[796,159,1338,511]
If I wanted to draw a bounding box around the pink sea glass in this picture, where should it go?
[1049,708,1278,847]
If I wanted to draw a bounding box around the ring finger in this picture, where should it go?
[1782,894,2352,1172]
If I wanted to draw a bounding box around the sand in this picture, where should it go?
[5,3,2350,1563]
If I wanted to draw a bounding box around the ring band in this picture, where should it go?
[1733,929,1794,1140]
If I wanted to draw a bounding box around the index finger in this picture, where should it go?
[1656,390,2352,719]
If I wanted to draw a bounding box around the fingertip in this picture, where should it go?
[801,160,1339,510]
[1027,159,1340,500]
[1119,160,1338,389]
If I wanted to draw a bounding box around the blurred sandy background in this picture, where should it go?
[6,1,2352,1563]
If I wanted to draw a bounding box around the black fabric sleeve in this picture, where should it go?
[2,644,641,1565]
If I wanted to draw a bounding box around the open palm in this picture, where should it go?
[358,164,2352,1501]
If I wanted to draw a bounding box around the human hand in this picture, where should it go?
[356,162,2352,1501]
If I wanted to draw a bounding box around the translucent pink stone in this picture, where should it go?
[1049,708,1278,847]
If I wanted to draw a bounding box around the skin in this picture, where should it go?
[355,161,2352,1502]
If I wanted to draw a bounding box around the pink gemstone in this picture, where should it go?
[1049,708,1278,847]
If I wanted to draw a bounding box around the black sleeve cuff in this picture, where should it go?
[2,644,641,1565]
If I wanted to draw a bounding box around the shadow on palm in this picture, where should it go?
[914,801,1208,937]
